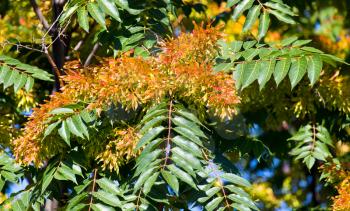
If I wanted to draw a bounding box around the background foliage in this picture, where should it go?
[1,0,350,210]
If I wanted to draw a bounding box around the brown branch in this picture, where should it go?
[29,0,50,30]
[88,168,98,211]
[43,43,64,89]
[84,43,100,67]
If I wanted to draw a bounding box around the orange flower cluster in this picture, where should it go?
[14,91,78,165]
[13,25,240,166]
[159,24,222,65]
[333,176,350,211]
[319,162,350,211]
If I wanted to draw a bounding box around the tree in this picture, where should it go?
[0,0,350,210]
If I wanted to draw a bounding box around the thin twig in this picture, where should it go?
[135,189,142,211]
[42,9,64,39]
[88,168,98,211]
[46,19,71,49]
[84,43,100,67]
[0,41,44,53]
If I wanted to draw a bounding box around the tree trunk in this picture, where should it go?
[51,0,68,91]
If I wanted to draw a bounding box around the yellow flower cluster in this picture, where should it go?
[96,127,140,172]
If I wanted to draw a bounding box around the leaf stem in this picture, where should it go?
[203,151,230,208]
[162,99,173,169]
[88,168,98,211]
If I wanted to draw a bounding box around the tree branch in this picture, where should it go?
[29,0,50,30]
[84,43,100,67]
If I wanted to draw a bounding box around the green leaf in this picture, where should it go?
[233,63,244,90]
[0,65,10,84]
[91,203,115,211]
[1,171,18,183]
[143,172,159,195]
[80,110,95,123]
[264,2,295,16]
[60,5,79,24]
[172,136,202,157]
[87,2,106,29]
[258,11,270,40]
[281,36,298,47]
[307,55,323,86]
[139,116,166,134]
[134,150,162,177]
[172,116,206,138]
[2,68,15,89]
[172,147,202,170]
[258,59,276,90]
[66,117,84,139]
[72,114,89,139]
[140,109,168,124]
[273,57,291,86]
[50,107,75,115]
[301,46,323,54]
[288,56,307,89]
[225,185,251,199]
[242,48,259,61]
[213,62,233,73]
[226,0,240,8]
[25,76,34,91]
[228,194,258,210]
[241,61,260,89]
[41,165,57,193]
[221,173,251,187]
[11,199,25,211]
[133,167,156,192]
[44,121,61,138]
[167,164,197,190]
[175,109,204,128]
[58,121,71,146]
[292,40,312,47]
[92,190,121,207]
[139,138,162,157]
[66,193,88,210]
[243,41,257,50]
[232,0,254,21]
[268,9,296,24]
[97,0,122,22]
[114,0,142,15]
[77,7,89,32]
[96,178,122,196]
[135,126,165,151]
[205,187,221,198]
[243,5,261,32]
[316,126,333,146]
[56,163,77,183]
[304,156,316,170]
[205,197,223,211]
[14,73,27,93]
[161,170,179,195]
[173,127,203,147]
[229,41,243,53]
[171,154,196,178]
